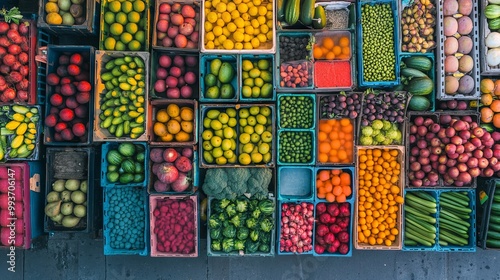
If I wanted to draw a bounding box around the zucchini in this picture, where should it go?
[277,0,287,22]
[405,77,433,96]
[403,56,433,72]
[488,222,500,232]
[300,0,315,26]
[405,205,436,223]
[285,0,300,25]
[401,67,429,78]
[406,193,437,209]
[312,5,326,29]
[486,239,500,248]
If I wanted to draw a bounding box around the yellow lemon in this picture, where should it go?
[45,2,59,13]
[212,0,221,7]
[221,12,231,23]
[218,34,227,44]
[207,12,217,23]
[257,33,267,43]
[233,31,244,42]
[108,1,121,13]
[205,21,213,32]
[251,19,259,29]
[244,42,253,49]
[205,1,212,9]
[109,23,124,36]
[226,2,236,12]
[227,22,237,32]
[266,20,273,28]
[235,42,243,50]
[216,2,226,12]
[223,40,234,50]
[238,3,248,13]
[121,1,133,13]
[258,15,266,25]
[233,0,242,4]
[104,37,116,50]
[245,25,254,35]
[251,37,260,48]
[266,11,273,20]
[244,34,252,42]
[206,40,215,49]
[230,10,240,19]
[214,39,221,47]
[258,6,267,16]
[115,41,127,51]
[248,6,258,16]
[266,31,273,40]
[128,11,140,23]
[239,153,252,165]
[260,24,269,34]
[216,18,225,27]
[206,31,215,41]
[133,0,146,12]
[266,3,273,10]
[213,26,223,36]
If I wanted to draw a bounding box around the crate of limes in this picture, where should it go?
[240,54,275,102]
[200,104,275,167]
[100,0,150,51]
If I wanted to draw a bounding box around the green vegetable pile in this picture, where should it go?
[202,168,272,200]
[360,3,396,82]
[359,120,402,145]
[105,143,146,185]
[209,198,275,254]
[279,95,314,129]
[106,187,146,251]
[278,131,313,163]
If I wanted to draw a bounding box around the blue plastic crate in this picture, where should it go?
[312,200,354,257]
[149,50,200,99]
[37,0,99,36]
[437,189,476,252]
[207,196,276,257]
[277,166,314,201]
[199,104,275,167]
[277,93,316,130]
[44,147,97,233]
[147,145,199,195]
[314,167,355,202]
[43,45,95,146]
[239,54,276,102]
[100,142,149,188]
[357,0,400,88]
[35,28,52,105]
[402,189,439,251]
[103,186,149,256]
[199,55,239,103]
[277,200,315,255]
[400,53,436,112]
[277,129,316,165]
[28,160,45,242]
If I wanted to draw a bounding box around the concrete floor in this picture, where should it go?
[0,233,499,280]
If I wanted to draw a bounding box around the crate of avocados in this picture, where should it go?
[44,45,95,146]
[103,185,149,256]
[99,0,150,51]
[207,195,276,256]
[0,105,42,162]
[44,147,98,233]
[94,51,149,142]
[37,0,98,35]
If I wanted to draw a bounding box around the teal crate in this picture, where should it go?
[357,0,400,88]
[100,142,148,188]
[207,196,276,257]
[149,194,200,257]
[437,189,476,252]
[36,28,53,105]
[276,32,314,91]
[43,45,95,146]
[277,93,316,130]
[28,160,46,244]
[402,189,439,251]
[147,145,199,195]
[277,129,315,165]
[313,201,354,257]
[314,167,355,202]
[103,186,149,256]
[277,200,315,255]
[199,55,239,103]
[199,104,275,167]
[150,50,200,99]
[400,53,436,112]
[44,147,97,233]
[277,166,314,200]
[477,179,500,250]
[239,54,276,102]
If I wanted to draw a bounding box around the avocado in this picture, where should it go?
[218,62,234,84]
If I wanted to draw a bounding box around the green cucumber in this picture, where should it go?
[491,203,500,213]
[277,0,287,21]
[488,230,500,240]
[440,200,472,214]
[486,239,500,248]
[440,229,468,246]
[405,225,435,244]
[403,56,433,72]
[299,0,315,26]
[488,221,500,232]
[404,239,418,246]
[285,0,300,25]
[406,193,437,209]
[404,205,436,223]
[439,222,468,238]
[405,215,436,233]
[406,199,436,214]
[405,231,433,247]
[439,195,469,208]
[449,192,470,201]
[412,191,436,203]
[438,216,470,232]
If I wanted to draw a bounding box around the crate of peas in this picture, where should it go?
[277,94,316,130]
[103,186,149,256]
[277,131,315,165]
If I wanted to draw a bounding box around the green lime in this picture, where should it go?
[128,40,141,51]
[108,1,121,13]
[104,11,115,25]
[115,41,127,51]
[110,23,124,36]
[135,30,145,43]
[242,86,252,98]
[257,59,270,70]
[121,1,133,13]
[125,22,138,34]
[128,11,141,23]
[120,32,133,44]
[133,0,146,12]
[115,12,128,25]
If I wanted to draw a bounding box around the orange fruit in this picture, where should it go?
[325,51,335,60]
[495,80,500,96]
[153,122,168,137]
[167,119,181,134]
[180,107,194,121]
[481,107,494,123]
[481,78,495,94]
[318,170,330,181]
[482,93,494,106]
[322,37,334,49]
[491,99,500,112]
[339,36,349,47]
[156,109,170,123]
[494,113,500,129]
[313,45,323,59]
[333,46,342,56]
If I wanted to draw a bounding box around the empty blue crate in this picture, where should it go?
[402,189,439,251]
[278,166,315,201]
[437,189,476,252]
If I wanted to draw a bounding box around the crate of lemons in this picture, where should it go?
[201,106,274,166]
[202,0,274,51]
[152,103,195,144]
[100,0,149,51]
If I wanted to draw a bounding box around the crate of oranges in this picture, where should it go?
[355,146,405,250]
[317,118,356,166]
[316,168,354,203]
[148,100,198,146]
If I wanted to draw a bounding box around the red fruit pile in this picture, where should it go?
[0,166,25,247]
[314,202,351,255]
[44,52,91,142]
[279,202,314,254]
[152,197,197,255]
[154,54,198,99]
[0,21,31,103]
[150,147,194,193]
[156,3,199,49]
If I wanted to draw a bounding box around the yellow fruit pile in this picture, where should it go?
[153,104,194,143]
[204,0,273,50]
